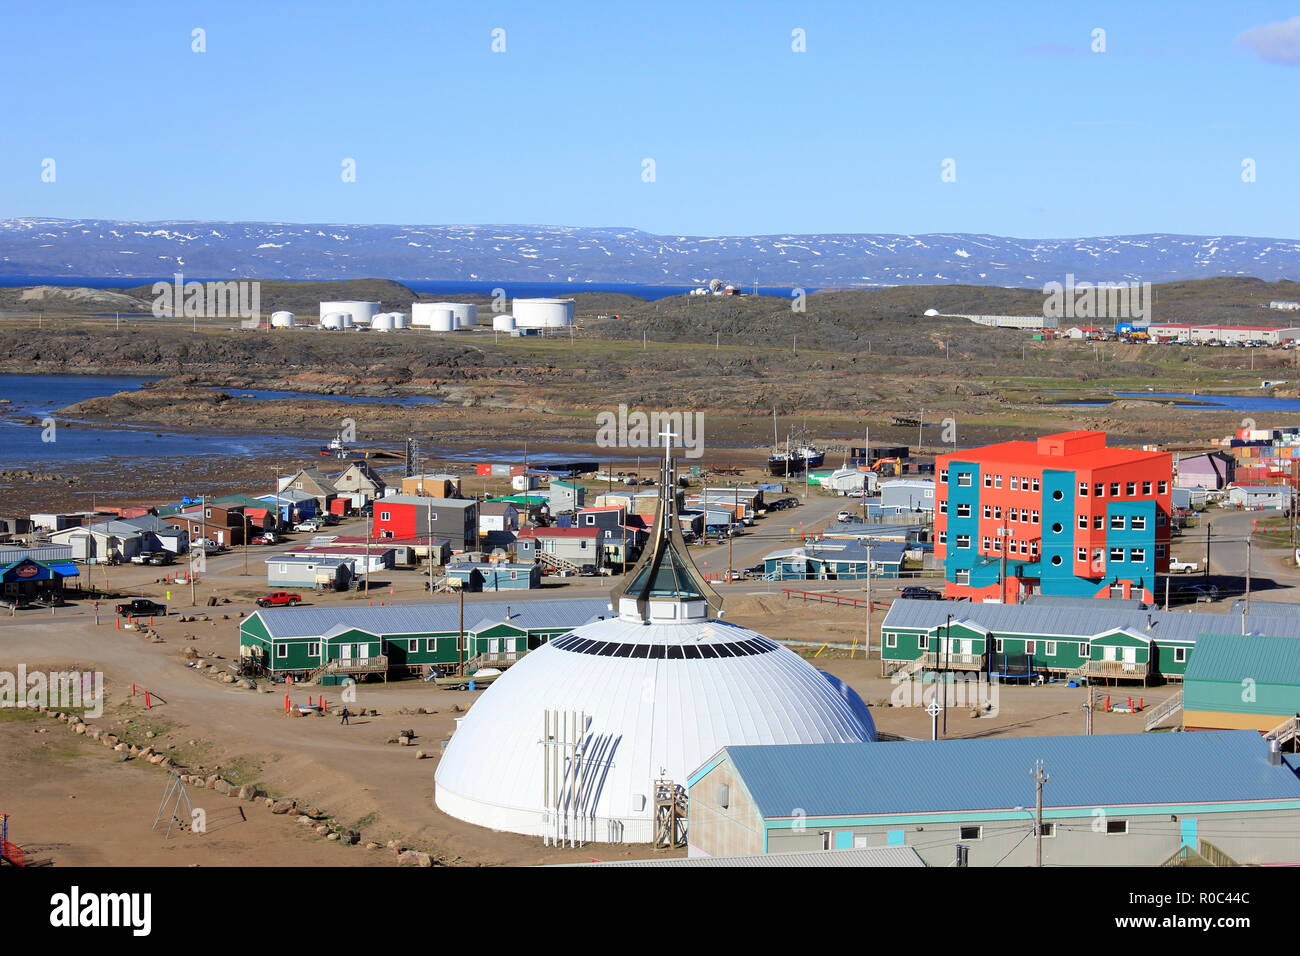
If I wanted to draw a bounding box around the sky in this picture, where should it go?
[2,0,1300,239]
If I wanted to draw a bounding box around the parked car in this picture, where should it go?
[900,586,944,601]
[724,568,747,581]
[746,563,766,577]
[254,532,280,545]
[130,551,160,565]
[1168,558,1199,573]
[256,592,303,608]
[578,564,597,577]
[1179,583,1220,603]
[836,510,855,523]
[116,598,166,617]
[293,519,323,533]
[147,552,174,566]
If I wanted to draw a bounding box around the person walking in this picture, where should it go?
[340,706,351,726]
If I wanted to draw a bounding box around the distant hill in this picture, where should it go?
[4,219,1300,288]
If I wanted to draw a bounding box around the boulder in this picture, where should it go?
[397,850,421,866]
[341,830,360,846]
[271,799,295,814]
[416,852,432,867]
[326,832,340,841]
[213,779,234,795]
[238,784,260,801]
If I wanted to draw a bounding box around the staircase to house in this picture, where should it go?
[1161,839,1238,867]
[1144,690,1184,732]
[307,655,389,684]
[537,551,582,575]
[1267,714,1300,748]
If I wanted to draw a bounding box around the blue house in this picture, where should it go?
[446,562,542,591]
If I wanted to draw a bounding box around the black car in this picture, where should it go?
[116,598,166,617]
[900,586,943,601]
[579,564,597,577]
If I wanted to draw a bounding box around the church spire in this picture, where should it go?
[612,427,722,623]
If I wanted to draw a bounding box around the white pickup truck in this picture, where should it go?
[1168,558,1200,573]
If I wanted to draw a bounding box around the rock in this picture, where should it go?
[140,747,155,759]
[386,736,399,745]
[238,784,259,801]
[271,799,295,814]
[72,723,86,735]
[398,737,410,746]
[213,779,234,795]
[415,750,429,759]
[397,850,421,866]
[219,673,235,684]
[297,815,313,825]
[204,774,219,788]
[342,830,360,845]
[315,824,331,835]
[113,743,127,752]
[365,842,382,850]
[116,752,130,762]
[145,730,156,739]
[263,797,275,808]
[416,852,432,867]
[148,754,165,764]
[239,679,256,690]
[326,832,340,841]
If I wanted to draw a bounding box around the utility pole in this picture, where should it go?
[943,613,951,736]
[865,544,873,655]
[1031,760,1049,867]
[727,482,736,579]
[458,585,465,676]
[1085,683,1093,735]
[1204,521,1211,584]
[1245,537,1252,615]
[917,408,924,451]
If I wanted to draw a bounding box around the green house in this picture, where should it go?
[239,597,614,680]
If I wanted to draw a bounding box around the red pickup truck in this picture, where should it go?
[256,592,302,608]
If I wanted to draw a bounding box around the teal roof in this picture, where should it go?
[1186,633,1300,686]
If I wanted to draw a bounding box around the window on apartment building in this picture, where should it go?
[1110,548,1125,562]
[1050,554,1061,565]
[1092,482,1102,497]
[1045,641,1057,656]
[409,639,418,652]
[959,826,983,841]
[937,531,947,545]
[1157,544,1167,558]
[1078,515,1088,529]
[994,475,1002,488]
[955,570,970,585]
[1077,548,1087,561]
[1156,512,1166,526]
[885,633,897,648]
[1126,482,1136,496]
[1111,515,1126,530]
[1031,510,1040,524]
[982,536,991,550]
[1131,516,1146,531]
[1130,548,1145,563]
[1025,640,1036,655]
[958,474,972,487]
[1079,482,1088,496]
[277,644,287,659]
[426,638,437,652]
[1031,478,1040,492]
[1106,820,1128,835]
[957,504,971,518]
[1009,540,1019,555]
[983,474,992,488]
[1110,482,1120,496]
[1051,490,1063,501]
[1031,542,1040,557]
[1142,481,1152,494]
[940,470,948,483]
[918,634,929,650]
[980,504,989,518]
[993,506,1002,519]
[956,535,970,549]
[1158,481,1168,494]
[939,501,948,515]
[586,515,596,525]
[1093,515,1103,529]
[1174,647,1187,663]
[1050,522,1063,534]
[992,538,1002,552]
[380,511,390,521]
[994,638,1004,652]
[1010,476,1019,490]
[1094,548,1104,567]
[1079,642,1090,657]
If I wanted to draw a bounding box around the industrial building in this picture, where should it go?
[935,430,1172,604]
[879,597,1300,683]
[434,450,876,844]
[238,597,615,678]
[1174,452,1234,490]
[319,300,379,327]
[687,731,1300,865]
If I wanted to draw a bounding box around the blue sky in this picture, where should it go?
[2,0,1299,238]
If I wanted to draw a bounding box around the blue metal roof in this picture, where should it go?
[882,598,1300,643]
[1186,633,1300,686]
[714,730,1300,820]
[251,597,614,639]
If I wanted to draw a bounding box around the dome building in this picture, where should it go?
[435,439,876,844]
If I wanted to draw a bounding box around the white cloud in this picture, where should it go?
[1236,16,1300,65]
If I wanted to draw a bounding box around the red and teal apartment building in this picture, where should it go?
[934,431,1172,604]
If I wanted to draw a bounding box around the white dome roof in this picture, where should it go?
[435,614,875,843]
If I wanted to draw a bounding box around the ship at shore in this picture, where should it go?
[767,414,824,476]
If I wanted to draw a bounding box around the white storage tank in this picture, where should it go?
[270,311,295,328]
[320,300,378,327]
[492,313,516,331]
[513,297,574,328]
[321,312,348,330]
[391,312,409,329]
[430,308,456,332]
[371,313,397,332]
[410,302,440,327]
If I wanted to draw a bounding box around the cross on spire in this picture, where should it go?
[659,425,676,464]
